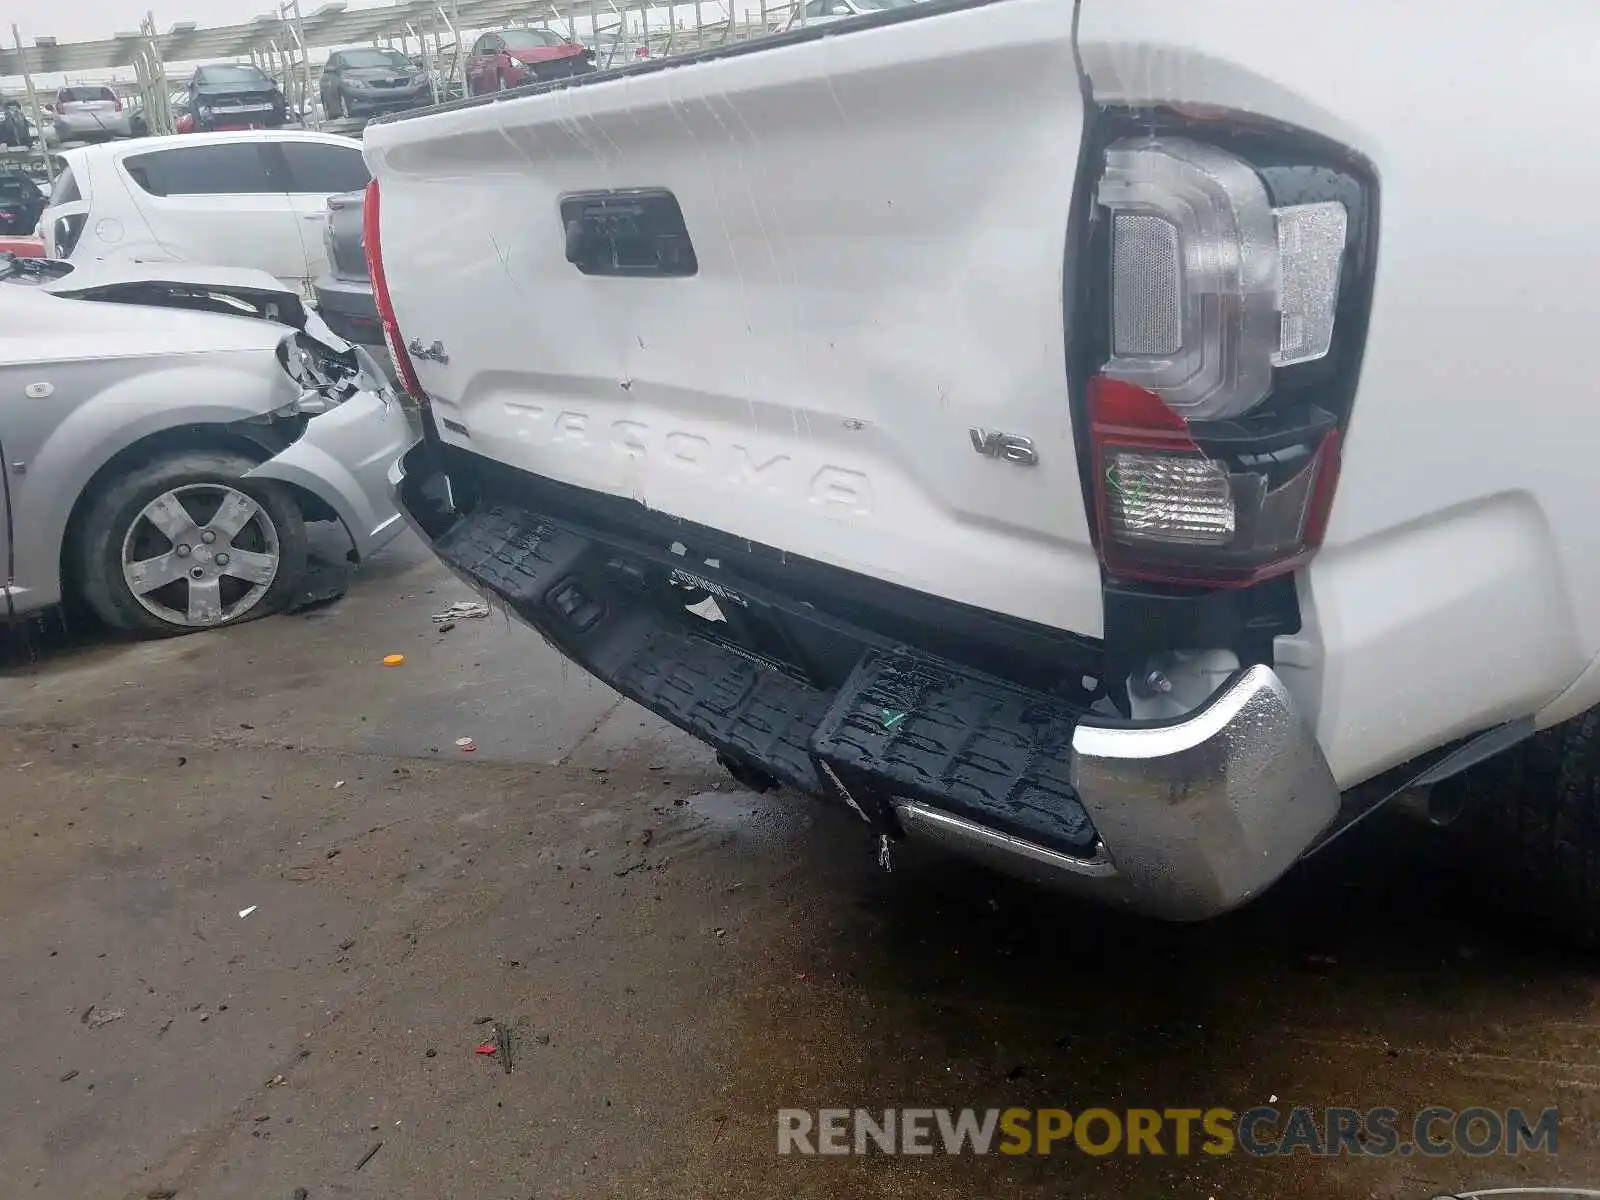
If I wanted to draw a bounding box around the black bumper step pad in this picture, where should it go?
[434,503,585,609]
[812,651,1097,854]
[434,503,827,796]
[432,503,1098,855]
[612,627,828,795]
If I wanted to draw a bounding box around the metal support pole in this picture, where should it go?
[11,26,50,175]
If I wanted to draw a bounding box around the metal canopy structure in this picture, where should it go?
[0,0,791,154]
[0,0,732,77]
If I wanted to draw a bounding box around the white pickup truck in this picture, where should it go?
[367,0,1600,936]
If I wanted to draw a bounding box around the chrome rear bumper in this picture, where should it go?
[392,441,1340,922]
[899,666,1340,920]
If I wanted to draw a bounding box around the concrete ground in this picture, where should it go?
[2,533,1597,1200]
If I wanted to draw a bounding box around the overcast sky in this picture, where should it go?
[20,0,309,43]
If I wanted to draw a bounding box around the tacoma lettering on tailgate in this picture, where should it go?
[500,403,874,515]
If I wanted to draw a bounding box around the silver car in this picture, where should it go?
[0,258,412,635]
[52,85,134,142]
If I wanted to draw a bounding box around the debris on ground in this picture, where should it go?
[238,906,258,919]
[293,1190,309,1200]
[383,654,405,667]
[475,1043,497,1056]
[455,737,476,752]
[146,1189,178,1199]
[436,621,456,634]
[85,1007,125,1029]
[265,1073,287,1087]
[494,1021,513,1075]
[431,600,491,622]
[59,1069,79,1081]
[354,1141,383,1171]
[285,554,353,615]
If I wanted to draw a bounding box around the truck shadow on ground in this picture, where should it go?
[697,805,1599,1197]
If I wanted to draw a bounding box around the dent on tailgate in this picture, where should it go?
[363,0,1106,639]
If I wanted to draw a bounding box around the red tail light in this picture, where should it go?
[361,179,428,405]
[1080,129,1374,589]
[1088,377,1340,587]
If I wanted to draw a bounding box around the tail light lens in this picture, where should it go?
[1085,132,1369,587]
[1090,377,1339,586]
[361,178,428,405]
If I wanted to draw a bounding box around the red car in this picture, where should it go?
[0,235,46,257]
[465,28,595,95]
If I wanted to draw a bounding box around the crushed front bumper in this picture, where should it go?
[392,443,1340,921]
[249,351,416,561]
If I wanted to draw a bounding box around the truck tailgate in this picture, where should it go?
[364,0,1104,637]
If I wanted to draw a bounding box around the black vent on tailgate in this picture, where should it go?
[560,188,697,278]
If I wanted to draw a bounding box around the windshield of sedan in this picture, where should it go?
[194,64,271,85]
[338,49,414,70]
[501,29,568,50]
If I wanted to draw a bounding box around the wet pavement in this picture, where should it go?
[2,533,1597,1200]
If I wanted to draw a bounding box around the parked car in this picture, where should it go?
[0,98,30,147]
[187,64,288,133]
[311,188,392,383]
[0,236,45,257]
[782,0,917,27]
[0,257,409,634]
[465,28,594,95]
[319,47,431,120]
[367,0,1600,943]
[51,85,134,143]
[39,131,371,295]
[0,171,46,235]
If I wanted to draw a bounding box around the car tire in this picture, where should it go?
[75,450,308,637]
[1439,711,1600,946]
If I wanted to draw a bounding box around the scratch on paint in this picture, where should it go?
[488,233,519,291]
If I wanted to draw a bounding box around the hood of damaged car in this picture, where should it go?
[39,261,309,330]
[0,279,295,366]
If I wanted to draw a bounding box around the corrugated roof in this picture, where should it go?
[0,0,600,77]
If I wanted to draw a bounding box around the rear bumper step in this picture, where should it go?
[393,443,1340,920]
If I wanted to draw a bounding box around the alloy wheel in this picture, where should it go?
[120,483,282,628]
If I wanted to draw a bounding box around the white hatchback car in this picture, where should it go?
[40,130,371,295]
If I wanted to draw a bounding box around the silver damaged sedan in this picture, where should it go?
[0,259,413,635]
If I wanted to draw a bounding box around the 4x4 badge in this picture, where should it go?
[969,428,1039,466]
